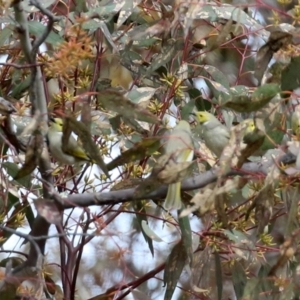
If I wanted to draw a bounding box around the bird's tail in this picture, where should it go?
[165,182,182,210]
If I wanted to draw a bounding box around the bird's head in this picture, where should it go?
[244,120,256,134]
[49,117,64,132]
[192,111,214,124]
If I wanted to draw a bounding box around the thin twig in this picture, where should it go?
[30,0,62,54]
[0,62,44,69]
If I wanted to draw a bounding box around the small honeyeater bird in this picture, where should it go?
[193,111,230,157]
[47,118,92,165]
[164,120,194,210]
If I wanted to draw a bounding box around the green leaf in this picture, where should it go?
[255,31,293,84]
[202,65,230,90]
[116,0,136,28]
[260,127,284,153]
[120,49,147,75]
[254,44,274,84]
[193,4,218,21]
[197,65,231,102]
[256,265,277,299]
[97,21,118,52]
[95,78,112,91]
[258,263,271,278]
[224,229,249,244]
[0,26,12,47]
[91,1,125,21]
[211,83,232,104]
[285,188,299,236]
[0,257,25,268]
[188,88,211,111]
[132,201,154,256]
[242,278,260,300]
[128,24,160,47]
[107,137,161,171]
[3,162,31,188]
[178,213,193,265]
[141,220,163,242]
[255,96,284,152]
[251,84,280,107]
[181,99,195,120]
[224,229,256,260]
[7,192,19,212]
[1,203,27,245]
[229,85,250,97]
[22,195,35,229]
[10,76,31,98]
[133,36,159,47]
[75,0,88,13]
[281,56,300,91]
[97,90,160,124]
[126,87,157,104]
[82,19,102,31]
[215,252,222,300]
[278,283,294,300]
[109,115,122,131]
[163,240,187,300]
[243,265,273,299]
[232,261,247,299]
[221,85,251,109]
[28,21,63,45]
[23,0,56,11]
[90,116,112,136]
[224,84,280,112]
[146,39,179,75]
[192,4,268,39]
[0,257,22,298]
[122,117,149,135]
[216,19,233,47]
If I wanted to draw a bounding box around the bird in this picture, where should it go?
[193,111,230,157]
[47,118,92,165]
[164,120,194,210]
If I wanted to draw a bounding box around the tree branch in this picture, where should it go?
[10,0,57,273]
[0,62,44,69]
[63,160,273,208]
[0,225,43,287]
[12,0,33,63]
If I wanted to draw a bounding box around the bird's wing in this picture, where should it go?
[64,135,90,161]
[169,130,194,163]
[176,148,194,163]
